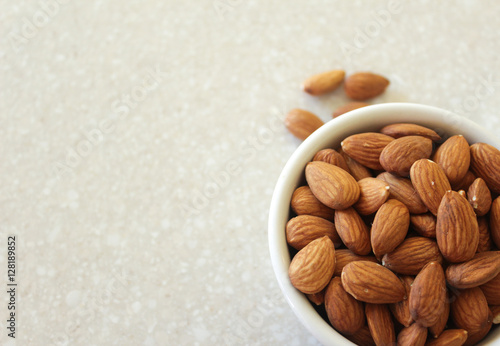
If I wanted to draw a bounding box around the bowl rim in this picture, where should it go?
[268,102,500,346]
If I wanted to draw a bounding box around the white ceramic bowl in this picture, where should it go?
[268,103,500,345]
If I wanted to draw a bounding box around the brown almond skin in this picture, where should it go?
[390,276,414,328]
[451,287,490,334]
[341,132,394,170]
[377,172,428,214]
[445,251,500,289]
[489,196,500,249]
[436,191,479,263]
[410,213,436,238]
[354,177,390,215]
[288,236,336,294]
[335,208,371,255]
[324,277,365,335]
[305,161,360,210]
[302,69,345,95]
[467,178,492,216]
[380,136,433,177]
[291,186,334,220]
[306,290,324,305]
[477,217,492,253]
[451,170,476,191]
[371,199,410,257]
[345,325,376,346]
[409,262,446,327]
[285,109,324,140]
[426,329,468,346]
[382,237,443,275]
[334,249,378,276]
[312,148,350,172]
[340,148,373,181]
[396,322,427,346]
[286,215,341,250]
[341,261,406,304]
[410,159,452,216]
[332,102,369,118]
[463,316,492,346]
[480,273,500,305]
[470,142,500,194]
[429,292,450,339]
[365,303,395,346]
[380,123,441,142]
[344,72,390,100]
[433,135,470,186]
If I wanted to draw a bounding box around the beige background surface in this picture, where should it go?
[1,1,500,345]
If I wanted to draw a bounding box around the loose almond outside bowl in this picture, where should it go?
[268,103,500,345]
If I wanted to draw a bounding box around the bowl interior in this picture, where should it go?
[269,103,500,346]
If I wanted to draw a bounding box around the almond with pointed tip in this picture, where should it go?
[365,303,395,346]
[470,142,500,194]
[390,276,414,328]
[335,208,371,255]
[345,325,375,346]
[479,273,500,305]
[426,329,468,346]
[477,217,492,252]
[305,161,360,210]
[433,135,470,186]
[286,215,341,250]
[463,315,492,346]
[324,277,365,335]
[380,136,433,176]
[333,249,378,276]
[371,199,410,257]
[288,236,336,294]
[445,251,500,289]
[436,191,479,263]
[340,149,373,181]
[429,292,450,339]
[467,178,492,216]
[341,261,406,304]
[489,196,500,249]
[285,109,324,140]
[344,72,390,100]
[397,322,427,346]
[380,123,441,141]
[332,102,369,118]
[312,148,350,172]
[451,287,490,334]
[302,69,345,95]
[458,189,467,198]
[377,172,428,214]
[410,159,452,216]
[410,213,436,238]
[382,237,442,275]
[291,186,334,220]
[354,177,390,215]
[491,305,500,324]
[306,290,325,306]
[341,132,394,170]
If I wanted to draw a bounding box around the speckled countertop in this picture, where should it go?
[1,1,500,345]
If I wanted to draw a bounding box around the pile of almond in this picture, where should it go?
[286,123,500,346]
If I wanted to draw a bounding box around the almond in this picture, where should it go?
[410,213,436,238]
[306,290,325,305]
[477,216,492,252]
[429,292,451,339]
[491,305,500,324]
[341,261,406,304]
[285,109,324,140]
[332,101,369,118]
[302,69,345,95]
[334,249,378,276]
[312,148,350,172]
[467,178,492,216]
[380,136,433,176]
[409,261,447,327]
[291,186,334,220]
[426,329,468,346]
[457,189,467,198]
[463,314,492,346]
[341,132,394,170]
[286,215,342,250]
[288,236,336,294]
[377,172,428,214]
[489,196,500,249]
[451,287,490,334]
[339,148,373,181]
[344,72,390,100]
[371,199,410,257]
[365,303,395,346]
[479,273,500,305]
[397,322,427,346]
[345,325,375,346]
[410,159,452,216]
[335,208,371,255]
[324,277,365,335]
[451,170,476,191]
[354,177,390,215]
[382,237,443,275]
[390,276,414,328]
[436,191,479,263]
[445,251,500,289]
[470,142,500,194]
[433,135,470,186]
[305,161,360,210]
[380,123,441,142]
